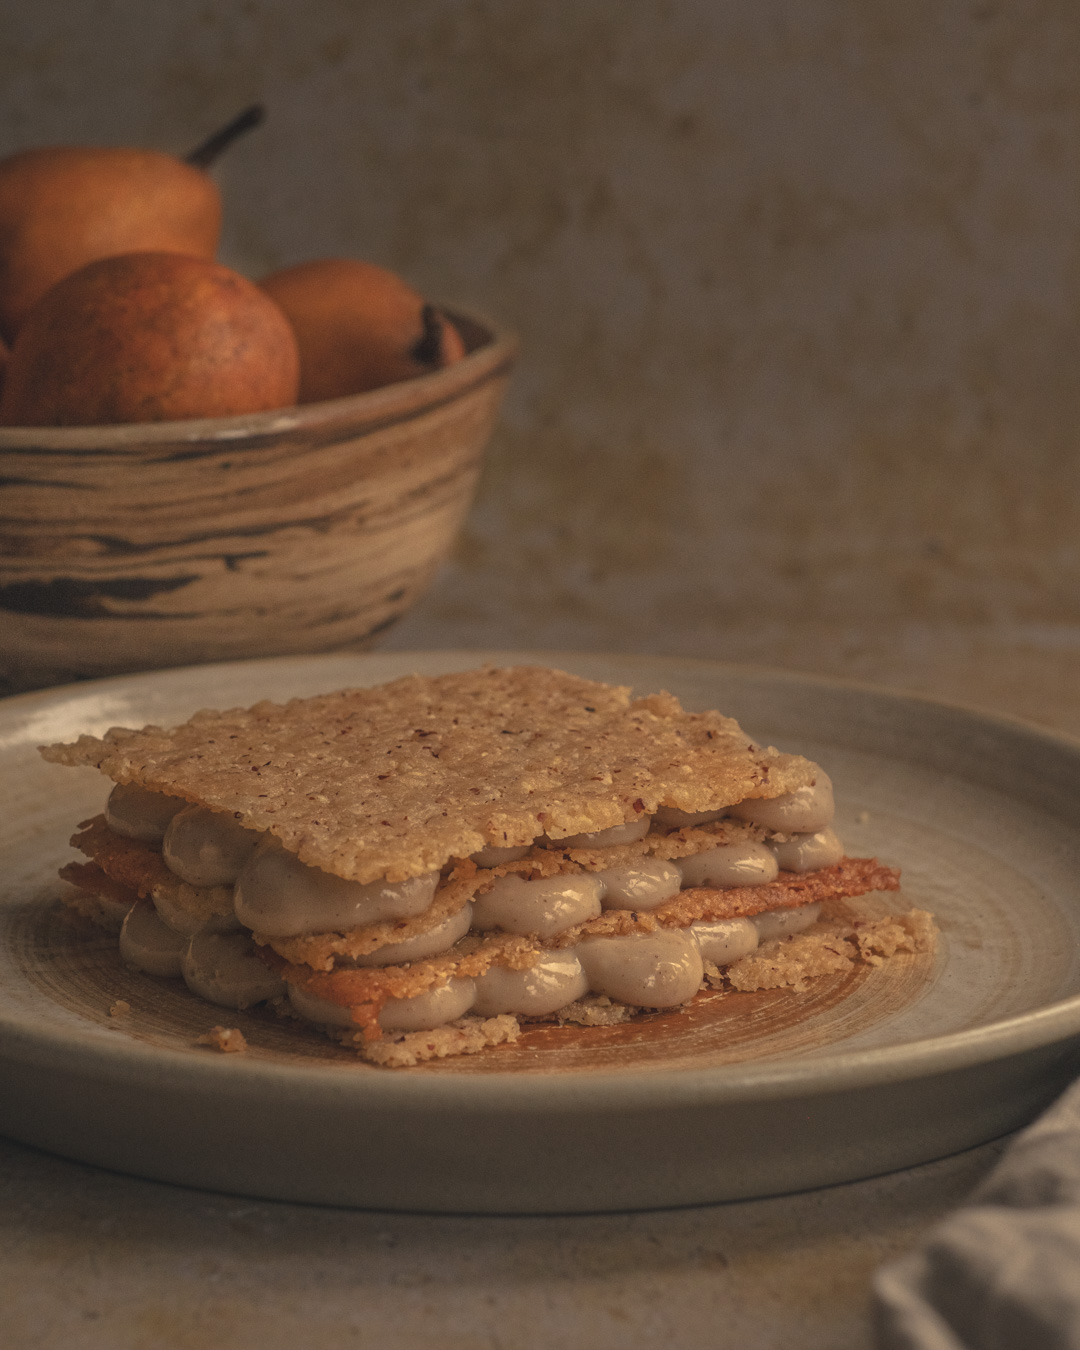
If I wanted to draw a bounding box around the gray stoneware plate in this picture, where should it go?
[2,650,1080,1214]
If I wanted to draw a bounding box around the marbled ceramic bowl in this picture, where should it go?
[0,310,515,693]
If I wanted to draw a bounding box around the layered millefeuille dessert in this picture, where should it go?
[41,666,935,1066]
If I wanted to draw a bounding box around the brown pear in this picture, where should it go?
[0,146,222,342]
[259,258,466,402]
[0,252,300,426]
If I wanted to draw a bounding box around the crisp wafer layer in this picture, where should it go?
[71,817,235,930]
[487,818,766,874]
[58,863,137,931]
[263,934,543,1039]
[67,819,899,974]
[41,666,817,884]
[547,857,899,946]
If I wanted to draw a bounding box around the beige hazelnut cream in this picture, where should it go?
[286,983,358,1028]
[654,805,727,828]
[470,844,531,867]
[770,828,844,873]
[345,903,474,967]
[472,952,589,1016]
[151,891,240,938]
[689,916,760,965]
[751,902,823,942]
[234,835,438,937]
[378,978,477,1032]
[120,898,188,977]
[595,859,683,910]
[577,931,704,1007]
[181,931,285,1009]
[163,805,261,887]
[289,978,479,1033]
[106,782,187,842]
[471,873,605,938]
[471,817,656,865]
[728,774,834,833]
[678,841,779,889]
[543,817,652,848]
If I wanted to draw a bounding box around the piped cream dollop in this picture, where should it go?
[689,916,760,965]
[751,902,822,942]
[289,978,478,1033]
[654,805,728,828]
[151,890,240,939]
[378,978,477,1032]
[163,805,262,888]
[543,817,652,848]
[106,783,187,842]
[577,930,704,1007]
[595,859,683,910]
[181,931,285,1009]
[234,836,438,938]
[346,904,474,967]
[120,898,187,977]
[729,774,834,833]
[470,843,531,867]
[471,873,604,938]
[770,828,844,873]
[678,841,779,889]
[472,952,589,1016]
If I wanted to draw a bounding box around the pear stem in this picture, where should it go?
[186,105,266,170]
[411,305,447,368]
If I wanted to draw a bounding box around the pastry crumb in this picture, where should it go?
[196,1026,248,1054]
[726,905,938,993]
[331,1014,520,1067]
[555,994,636,1027]
[108,999,131,1018]
[727,931,854,993]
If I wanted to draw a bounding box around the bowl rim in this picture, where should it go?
[0,305,517,449]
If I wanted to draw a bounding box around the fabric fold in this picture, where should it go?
[875,1079,1080,1350]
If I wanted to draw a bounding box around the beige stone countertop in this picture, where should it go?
[3,620,1077,1350]
[0,1132,1005,1350]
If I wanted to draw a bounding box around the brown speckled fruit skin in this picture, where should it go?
[0,252,300,426]
[260,258,465,402]
[0,147,221,343]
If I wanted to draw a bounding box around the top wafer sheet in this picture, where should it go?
[41,665,816,884]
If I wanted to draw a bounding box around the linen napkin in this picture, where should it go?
[874,1078,1080,1349]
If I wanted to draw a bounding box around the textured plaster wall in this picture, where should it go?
[3,0,1080,654]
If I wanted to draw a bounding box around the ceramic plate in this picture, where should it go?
[3,651,1080,1213]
